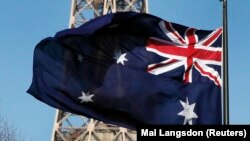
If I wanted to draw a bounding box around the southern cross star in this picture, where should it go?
[78,91,94,103]
[178,97,198,125]
[78,54,83,62]
[116,53,128,65]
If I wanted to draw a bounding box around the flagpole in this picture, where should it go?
[220,0,229,125]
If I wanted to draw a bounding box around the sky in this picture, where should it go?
[0,0,250,140]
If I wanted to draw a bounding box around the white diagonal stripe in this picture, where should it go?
[148,59,175,68]
[146,47,186,60]
[148,60,184,75]
[194,61,222,86]
[159,20,186,45]
[197,28,222,46]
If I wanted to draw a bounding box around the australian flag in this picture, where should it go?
[27,12,222,129]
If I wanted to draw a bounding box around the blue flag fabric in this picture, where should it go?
[27,12,222,129]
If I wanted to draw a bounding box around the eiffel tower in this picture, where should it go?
[51,0,148,141]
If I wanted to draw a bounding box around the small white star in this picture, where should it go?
[78,91,94,103]
[78,54,83,62]
[177,97,198,125]
[116,53,128,65]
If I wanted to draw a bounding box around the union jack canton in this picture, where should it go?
[146,20,223,86]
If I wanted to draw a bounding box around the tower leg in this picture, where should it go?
[51,1,148,140]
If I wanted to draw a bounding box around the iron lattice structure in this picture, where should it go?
[51,0,148,141]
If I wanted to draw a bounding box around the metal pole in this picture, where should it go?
[220,0,229,125]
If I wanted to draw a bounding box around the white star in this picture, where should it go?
[78,91,94,103]
[78,54,83,62]
[116,53,128,65]
[177,97,198,125]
